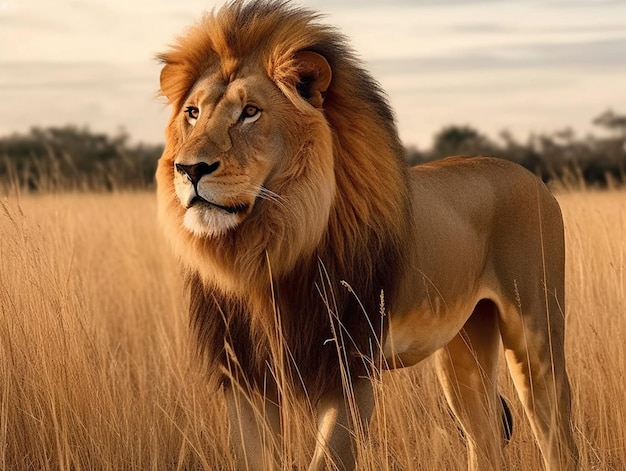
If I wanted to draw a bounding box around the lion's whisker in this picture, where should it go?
[247,186,287,208]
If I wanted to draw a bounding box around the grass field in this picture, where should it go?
[1,189,624,470]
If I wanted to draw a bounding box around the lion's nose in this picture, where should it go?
[175,161,220,185]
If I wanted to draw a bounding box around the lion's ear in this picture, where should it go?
[293,51,332,109]
[157,54,193,106]
[159,63,176,100]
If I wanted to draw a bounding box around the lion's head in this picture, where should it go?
[161,44,334,237]
[157,0,409,303]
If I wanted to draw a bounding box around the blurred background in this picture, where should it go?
[1,0,625,190]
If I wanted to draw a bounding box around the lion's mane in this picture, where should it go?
[157,0,411,401]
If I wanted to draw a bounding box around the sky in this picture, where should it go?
[1,0,625,149]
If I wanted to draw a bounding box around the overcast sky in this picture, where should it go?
[1,0,625,148]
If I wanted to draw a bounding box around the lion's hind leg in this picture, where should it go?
[498,296,578,470]
[435,300,507,471]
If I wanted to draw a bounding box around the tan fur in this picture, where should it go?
[156,1,578,470]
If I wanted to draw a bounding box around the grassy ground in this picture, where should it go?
[0,190,624,470]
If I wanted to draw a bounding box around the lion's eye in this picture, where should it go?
[241,105,261,124]
[184,106,200,124]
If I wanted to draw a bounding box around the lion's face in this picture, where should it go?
[160,51,336,245]
[170,64,293,238]
[158,42,340,276]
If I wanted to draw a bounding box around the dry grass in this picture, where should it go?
[0,189,624,470]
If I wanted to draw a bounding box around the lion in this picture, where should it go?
[156,1,579,470]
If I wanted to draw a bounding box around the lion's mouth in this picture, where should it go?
[188,195,249,215]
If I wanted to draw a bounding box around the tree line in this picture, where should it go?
[407,110,626,188]
[1,110,624,193]
[0,126,163,192]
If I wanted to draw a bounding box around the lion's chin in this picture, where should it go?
[182,205,244,238]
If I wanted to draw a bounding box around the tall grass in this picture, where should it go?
[0,190,624,470]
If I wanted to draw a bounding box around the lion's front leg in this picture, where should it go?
[308,377,375,471]
[225,383,281,471]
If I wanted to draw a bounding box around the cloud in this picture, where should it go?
[545,0,625,7]
[0,60,166,144]
[0,11,64,31]
[67,0,116,16]
[452,23,511,34]
[0,61,156,91]
[371,37,626,75]
[307,0,503,6]
[452,22,626,35]
[533,37,626,69]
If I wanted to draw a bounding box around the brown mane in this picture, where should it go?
[157,0,411,401]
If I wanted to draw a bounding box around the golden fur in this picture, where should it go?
[156,1,578,470]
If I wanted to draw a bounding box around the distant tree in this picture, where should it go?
[592,109,626,181]
[404,145,428,166]
[0,126,162,192]
[431,125,497,160]
[593,109,626,137]
[499,130,542,173]
[432,125,479,157]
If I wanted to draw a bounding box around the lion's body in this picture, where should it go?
[156,1,578,470]
[387,157,564,366]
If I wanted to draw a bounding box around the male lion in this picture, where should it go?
[156,1,578,469]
